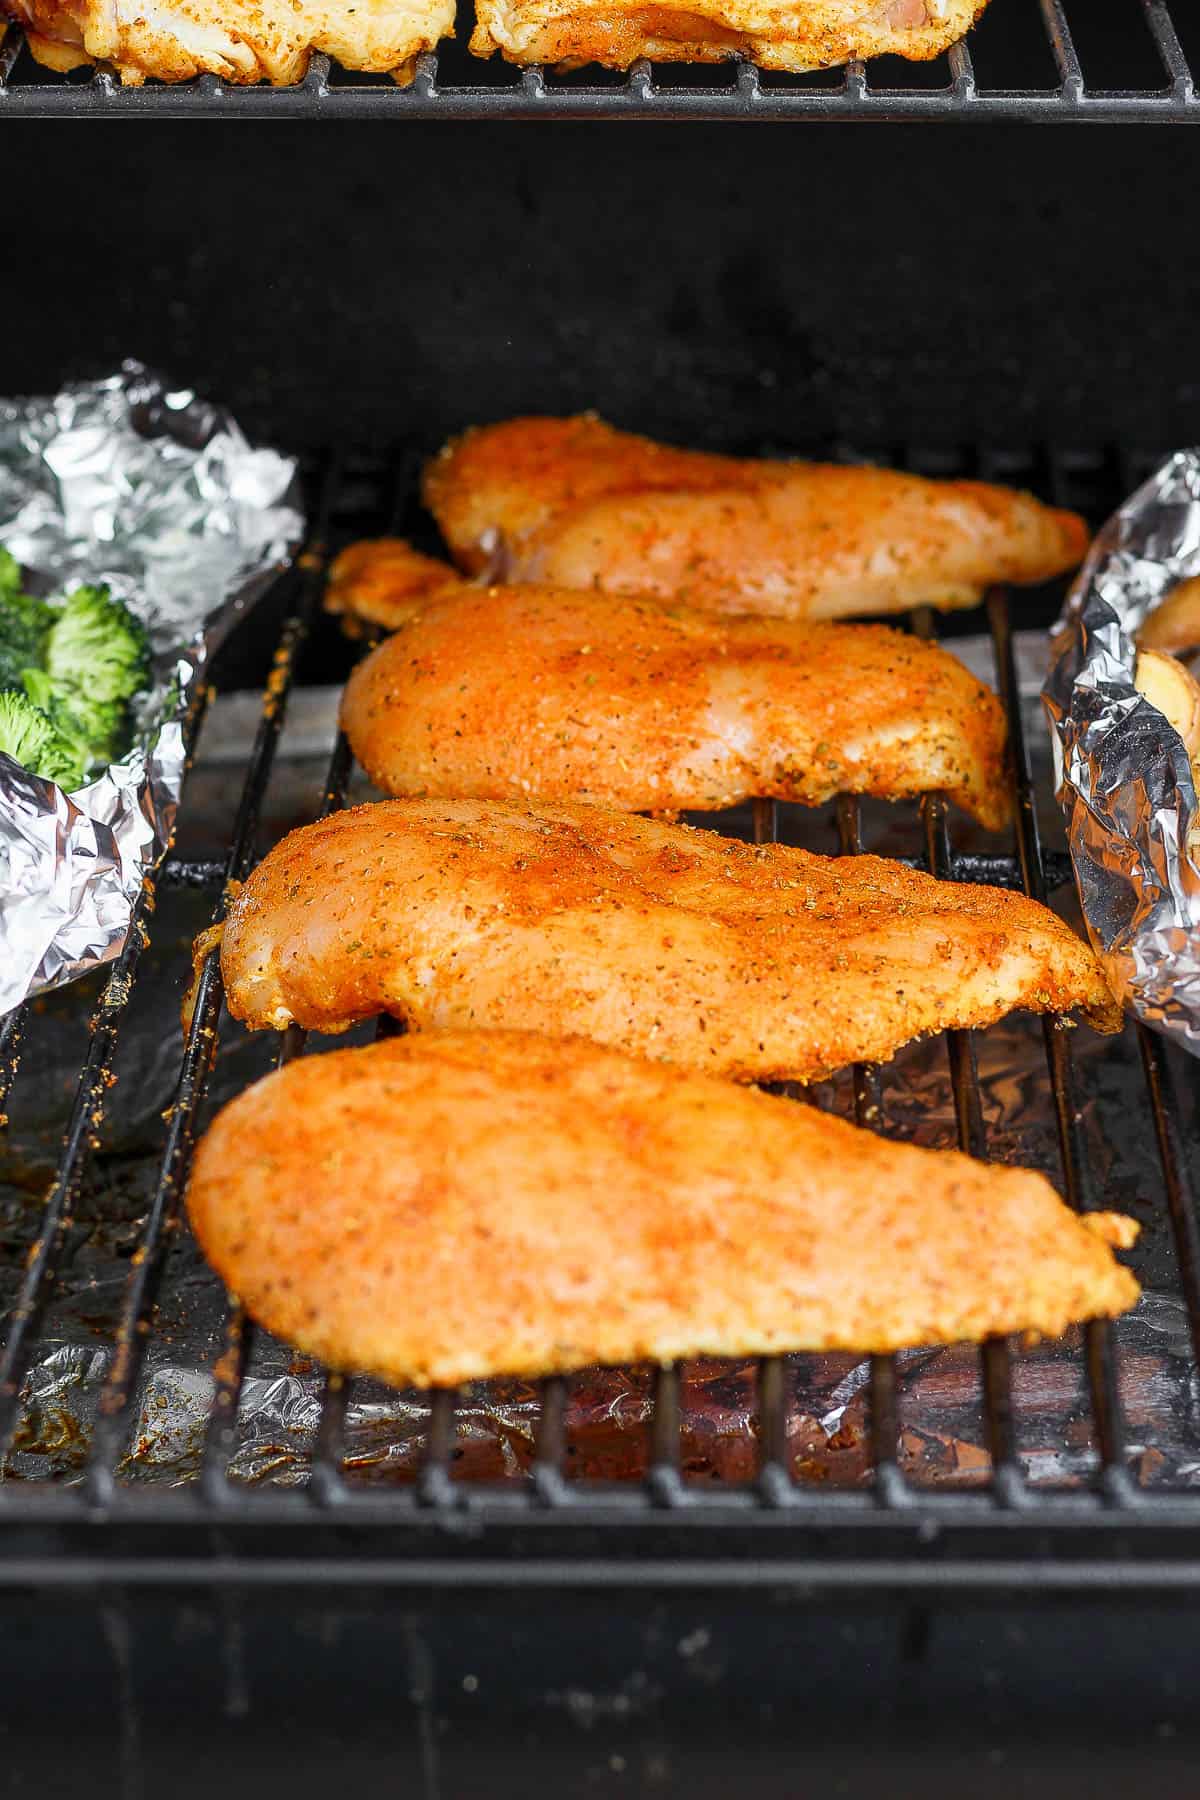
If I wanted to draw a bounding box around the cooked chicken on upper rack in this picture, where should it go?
[333,547,1009,827]
[470,0,991,76]
[423,416,1089,621]
[187,1030,1140,1389]
[218,800,1119,1081]
[3,0,451,82]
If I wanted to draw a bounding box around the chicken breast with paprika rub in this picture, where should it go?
[218,800,1119,1081]
[423,415,1088,621]
[186,1031,1139,1388]
[336,566,1010,828]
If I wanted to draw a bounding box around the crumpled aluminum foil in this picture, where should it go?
[0,362,303,1016]
[1044,451,1200,1055]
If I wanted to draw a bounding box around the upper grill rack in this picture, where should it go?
[1,0,1196,119]
[1,445,1199,1595]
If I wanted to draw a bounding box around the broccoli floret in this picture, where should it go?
[0,548,20,601]
[46,585,149,707]
[22,669,125,769]
[68,694,126,766]
[0,690,87,790]
[0,574,148,779]
[0,552,56,692]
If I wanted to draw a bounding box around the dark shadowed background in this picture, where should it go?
[9,122,1200,458]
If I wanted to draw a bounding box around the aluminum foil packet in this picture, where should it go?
[0,362,303,1016]
[1044,450,1200,1056]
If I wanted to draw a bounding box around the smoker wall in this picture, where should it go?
[9,1589,1200,1799]
[13,125,1200,457]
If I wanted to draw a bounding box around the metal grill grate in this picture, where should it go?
[1,0,1197,118]
[1,445,1200,1595]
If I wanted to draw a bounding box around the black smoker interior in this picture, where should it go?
[5,12,1200,1791]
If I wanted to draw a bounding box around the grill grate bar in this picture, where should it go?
[751,795,794,1505]
[419,1388,459,1508]
[947,39,975,99]
[986,588,1129,1489]
[298,729,370,1504]
[534,1375,570,1505]
[752,795,778,846]
[834,794,906,1503]
[757,1355,792,1504]
[199,1309,255,1502]
[1141,0,1194,95]
[649,1364,686,1506]
[371,433,459,1515]
[0,25,21,82]
[309,1374,350,1505]
[1037,0,1084,94]
[870,1356,908,1507]
[927,783,1021,1499]
[4,85,1194,121]
[912,604,1023,1505]
[412,50,439,92]
[317,730,356,816]
[81,468,335,1494]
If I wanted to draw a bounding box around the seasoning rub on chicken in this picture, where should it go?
[187,1031,1140,1388]
[470,0,991,77]
[218,800,1119,1082]
[3,0,452,83]
[423,416,1089,622]
[334,553,1010,828]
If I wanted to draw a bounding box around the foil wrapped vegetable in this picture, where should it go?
[1044,450,1200,1055]
[0,362,303,1015]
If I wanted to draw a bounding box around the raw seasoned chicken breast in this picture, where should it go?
[218,800,1120,1080]
[336,569,1010,827]
[471,0,989,73]
[424,415,1088,620]
[187,1031,1140,1388]
[4,0,450,82]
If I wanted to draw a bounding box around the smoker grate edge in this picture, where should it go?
[1,0,1197,120]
